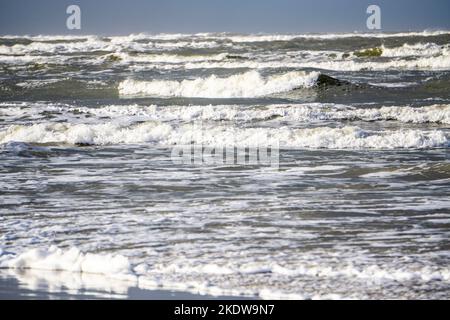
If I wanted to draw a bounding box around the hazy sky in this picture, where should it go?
[1,0,449,35]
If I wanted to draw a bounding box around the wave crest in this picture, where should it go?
[118,71,320,98]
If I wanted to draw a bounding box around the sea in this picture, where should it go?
[0,31,449,299]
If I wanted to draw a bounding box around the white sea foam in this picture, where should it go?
[1,246,449,300]
[0,246,133,279]
[0,36,113,55]
[0,39,225,58]
[15,78,63,89]
[381,43,448,58]
[368,82,418,88]
[0,120,447,149]
[107,52,230,64]
[147,260,450,283]
[182,49,450,71]
[0,121,173,146]
[118,71,320,98]
[0,34,232,57]
[2,268,132,299]
[0,35,95,41]
[2,102,448,125]
[81,103,450,124]
[135,52,229,63]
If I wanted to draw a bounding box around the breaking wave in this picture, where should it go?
[181,49,450,71]
[118,71,320,98]
[2,102,448,125]
[381,43,449,58]
[0,120,447,149]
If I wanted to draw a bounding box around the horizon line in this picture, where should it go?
[1,28,450,38]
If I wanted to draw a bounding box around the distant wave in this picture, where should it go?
[181,47,450,71]
[381,43,449,58]
[218,30,450,42]
[2,30,449,42]
[2,35,450,72]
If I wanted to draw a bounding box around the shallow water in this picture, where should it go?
[0,32,449,299]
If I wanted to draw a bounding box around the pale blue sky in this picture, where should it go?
[1,0,449,35]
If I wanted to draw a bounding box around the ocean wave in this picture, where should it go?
[0,39,225,56]
[0,34,230,56]
[221,30,450,42]
[111,45,450,71]
[1,103,449,125]
[122,49,450,71]
[105,52,231,64]
[86,103,450,124]
[182,50,450,71]
[0,120,447,149]
[2,35,449,72]
[2,31,448,57]
[381,43,449,58]
[0,36,113,55]
[118,71,320,98]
